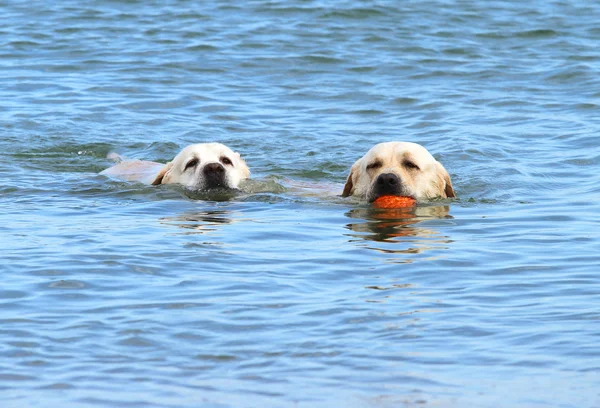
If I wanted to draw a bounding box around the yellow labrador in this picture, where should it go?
[342,142,455,202]
[101,143,250,189]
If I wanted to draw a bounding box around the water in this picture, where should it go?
[1,1,600,406]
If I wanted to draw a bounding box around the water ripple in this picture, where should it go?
[1,0,600,407]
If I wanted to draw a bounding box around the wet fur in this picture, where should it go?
[101,143,250,190]
[342,142,455,202]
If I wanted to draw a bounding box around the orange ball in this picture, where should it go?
[372,195,416,209]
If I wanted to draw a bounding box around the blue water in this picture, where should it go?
[1,1,600,407]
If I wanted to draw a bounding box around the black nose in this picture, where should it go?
[203,162,225,175]
[374,172,402,196]
[376,173,399,188]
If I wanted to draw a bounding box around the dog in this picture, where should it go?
[342,142,455,202]
[100,143,250,189]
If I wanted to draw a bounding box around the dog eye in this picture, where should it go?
[403,160,420,171]
[220,156,233,166]
[184,158,199,171]
[366,161,382,170]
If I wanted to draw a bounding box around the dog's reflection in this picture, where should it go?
[345,205,453,255]
[159,210,234,235]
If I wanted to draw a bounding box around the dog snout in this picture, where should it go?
[374,173,401,195]
[376,173,399,188]
[202,162,226,188]
[203,162,225,176]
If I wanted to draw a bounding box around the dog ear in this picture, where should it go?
[445,177,456,198]
[235,152,251,179]
[342,160,360,197]
[435,161,455,198]
[151,162,174,185]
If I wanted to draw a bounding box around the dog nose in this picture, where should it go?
[203,162,225,175]
[376,173,399,188]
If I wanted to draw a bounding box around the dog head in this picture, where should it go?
[342,142,455,202]
[152,143,250,189]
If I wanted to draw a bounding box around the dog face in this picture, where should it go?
[342,142,455,202]
[152,143,250,189]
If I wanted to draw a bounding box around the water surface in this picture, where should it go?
[1,1,600,407]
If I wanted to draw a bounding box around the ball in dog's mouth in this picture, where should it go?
[372,195,417,208]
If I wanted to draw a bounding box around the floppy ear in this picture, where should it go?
[435,161,455,198]
[236,152,251,179]
[151,162,174,185]
[342,160,361,197]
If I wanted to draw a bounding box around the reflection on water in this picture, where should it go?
[345,205,454,259]
[160,209,234,235]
